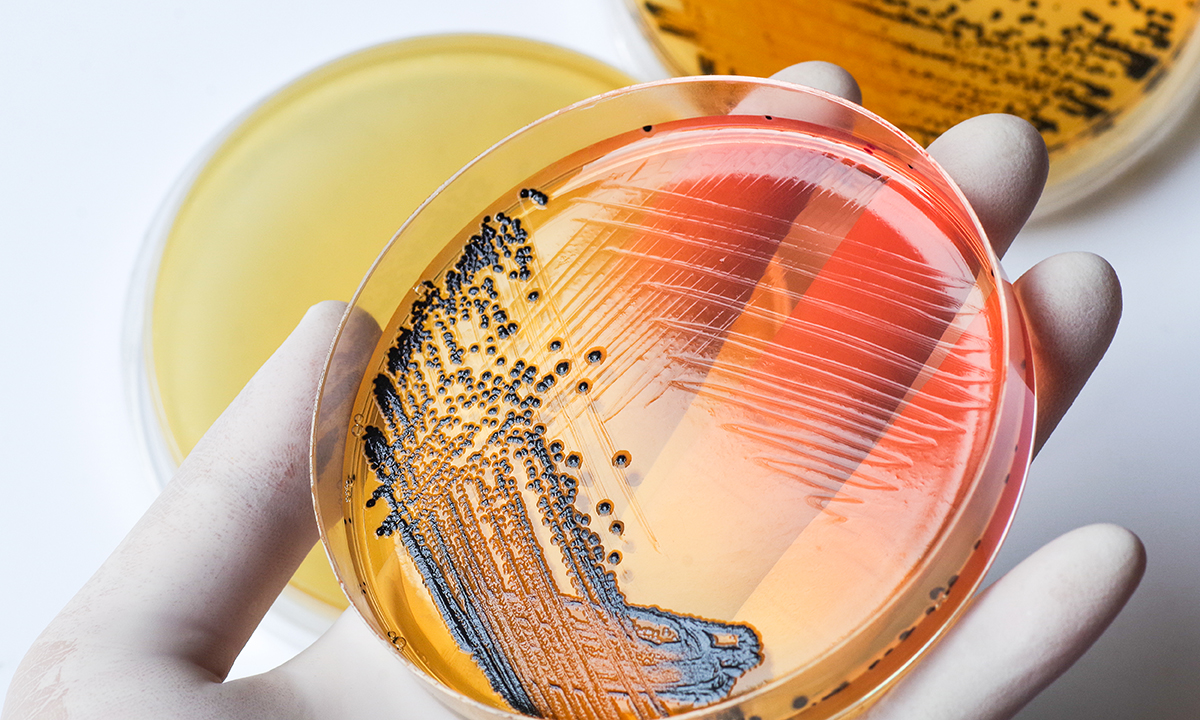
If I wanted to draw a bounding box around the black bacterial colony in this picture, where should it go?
[358,198,762,720]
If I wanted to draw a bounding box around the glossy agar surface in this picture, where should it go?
[628,0,1200,212]
[314,79,1034,720]
[143,35,632,610]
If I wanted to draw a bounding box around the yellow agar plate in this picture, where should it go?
[144,35,633,611]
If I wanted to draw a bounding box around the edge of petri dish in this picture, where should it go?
[312,75,1035,720]
[1033,17,1200,218]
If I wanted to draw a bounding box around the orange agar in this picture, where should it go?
[626,0,1200,212]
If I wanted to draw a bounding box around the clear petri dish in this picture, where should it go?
[313,77,1036,720]
[127,34,634,620]
[620,0,1200,217]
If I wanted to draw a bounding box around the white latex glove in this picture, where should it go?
[2,64,1140,720]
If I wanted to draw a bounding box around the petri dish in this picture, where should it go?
[129,35,633,617]
[313,77,1036,720]
[621,0,1200,216]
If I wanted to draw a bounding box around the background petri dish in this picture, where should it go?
[134,34,633,615]
[313,77,1036,720]
[621,0,1200,216]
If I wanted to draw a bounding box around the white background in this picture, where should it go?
[1,1,1198,718]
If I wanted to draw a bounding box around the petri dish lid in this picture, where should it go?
[620,0,1200,217]
[128,34,633,617]
[313,76,1036,720]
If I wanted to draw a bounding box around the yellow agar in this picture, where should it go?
[148,35,633,610]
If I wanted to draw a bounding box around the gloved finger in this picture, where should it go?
[927,114,1049,258]
[8,300,347,711]
[770,61,863,104]
[861,523,1145,720]
[1013,252,1122,454]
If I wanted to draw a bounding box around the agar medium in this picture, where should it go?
[312,77,1035,720]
